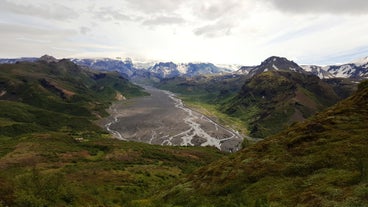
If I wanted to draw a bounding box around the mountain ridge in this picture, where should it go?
[1,55,368,80]
[222,69,348,138]
[154,56,358,138]
[0,59,147,136]
[153,79,368,207]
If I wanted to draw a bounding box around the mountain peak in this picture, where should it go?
[39,54,58,63]
[262,56,288,63]
[247,56,305,77]
[260,56,299,68]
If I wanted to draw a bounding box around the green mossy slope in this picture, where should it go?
[0,60,225,206]
[155,80,368,207]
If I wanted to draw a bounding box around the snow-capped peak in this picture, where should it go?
[352,56,368,66]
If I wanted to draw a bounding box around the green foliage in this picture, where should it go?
[0,59,365,206]
[153,80,368,207]
[221,71,353,138]
[14,168,75,207]
[155,71,356,139]
[0,60,147,137]
[0,130,224,206]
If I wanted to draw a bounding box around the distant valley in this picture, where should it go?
[1,55,365,139]
[0,54,367,206]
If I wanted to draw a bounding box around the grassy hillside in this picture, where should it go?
[156,71,356,139]
[153,80,368,207]
[0,60,147,136]
[0,133,224,207]
[222,71,350,138]
[1,59,364,206]
[0,60,226,206]
[156,74,246,103]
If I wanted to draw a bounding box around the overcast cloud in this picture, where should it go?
[0,0,78,20]
[0,0,368,65]
[265,0,368,14]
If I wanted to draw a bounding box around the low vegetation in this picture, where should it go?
[0,132,224,207]
[0,60,225,206]
[152,80,368,207]
[156,71,356,139]
[0,60,365,206]
[0,60,147,135]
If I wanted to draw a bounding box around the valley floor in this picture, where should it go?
[98,86,243,152]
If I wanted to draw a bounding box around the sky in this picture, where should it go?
[1,0,368,65]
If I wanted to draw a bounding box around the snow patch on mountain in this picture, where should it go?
[236,66,255,74]
[302,56,368,80]
[177,63,189,74]
[215,64,242,71]
[302,65,335,79]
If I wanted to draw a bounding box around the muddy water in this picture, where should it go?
[99,86,243,152]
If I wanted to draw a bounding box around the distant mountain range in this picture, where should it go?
[71,57,136,79]
[71,58,233,79]
[1,55,368,81]
[0,57,38,64]
[147,62,232,78]
[236,56,368,80]
[70,55,368,80]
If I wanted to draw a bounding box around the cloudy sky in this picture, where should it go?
[1,0,368,65]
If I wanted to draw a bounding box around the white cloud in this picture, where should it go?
[194,20,234,37]
[264,0,368,14]
[0,0,78,20]
[80,27,91,35]
[94,7,133,21]
[0,0,368,65]
[194,0,251,20]
[142,15,185,26]
[124,0,184,14]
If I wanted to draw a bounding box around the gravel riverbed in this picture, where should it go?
[99,87,243,152]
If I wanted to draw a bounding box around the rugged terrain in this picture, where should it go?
[0,58,147,136]
[222,70,354,138]
[156,57,357,138]
[0,59,225,207]
[0,56,366,207]
[153,80,368,207]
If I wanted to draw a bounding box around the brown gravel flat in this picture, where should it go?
[99,87,243,152]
